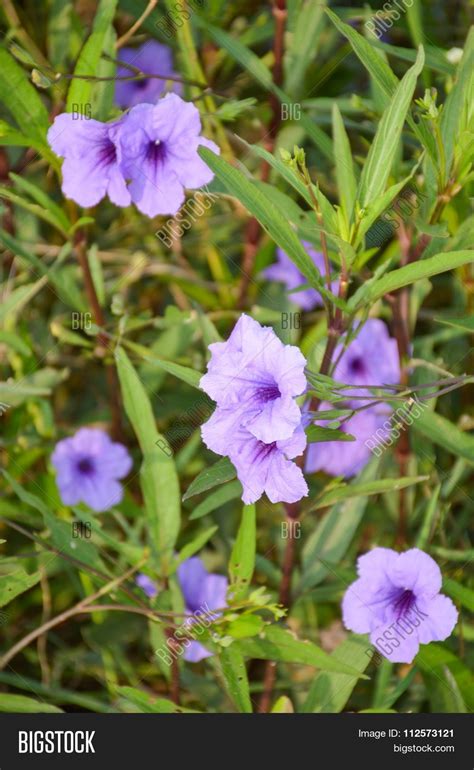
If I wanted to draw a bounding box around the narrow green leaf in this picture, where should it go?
[0,694,62,713]
[115,347,180,569]
[352,250,474,308]
[301,635,371,712]
[412,407,474,464]
[0,569,42,608]
[237,625,368,677]
[66,0,118,113]
[300,460,379,591]
[218,644,252,713]
[357,47,424,207]
[229,504,256,600]
[184,457,236,501]
[306,425,355,444]
[442,578,474,612]
[332,103,357,223]
[307,476,427,512]
[0,47,49,144]
[199,148,346,309]
[189,479,242,520]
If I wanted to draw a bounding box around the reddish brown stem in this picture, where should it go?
[238,0,287,308]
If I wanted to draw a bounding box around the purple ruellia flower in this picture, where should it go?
[203,417,308,504]
[333,319,400,403]
[177,557,228,662]
[200,314,308,503]
[118,93,219,217]
[305,402,390,478]
[342,548,458,663]
[136,573,158,599]
[47,114,130,208]
[137,558,228,663]
[262,241,337,310]
[200,314,307,444]
[115,41,181,109]
[51,428,132,512]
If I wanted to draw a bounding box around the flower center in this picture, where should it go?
[393,588,416,619]
[252,441,276,463]
[349,355,365,375]
[98,139,117,167]
[136,78,149,90]
[77,457,95,476]
[256,383,281,403]
[146,139,166,166]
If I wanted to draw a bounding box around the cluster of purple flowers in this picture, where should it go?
[306,319,401,478]
[137,556,228,663]
[52,427,132,512]
[343,547,458,663]
[48,42,218,218]
[200,314,309,504]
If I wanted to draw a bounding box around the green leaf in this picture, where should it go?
[174,525,218,566]
[301,635,371,712]
[435,315,474,333]
[416,644,474,712]
[0,569,42,608]
[351,250,474,308]
[357,47,424,208]
[199,148,345,309]
[66,0,118,114]
[285,0,327,97]
[0,47,49,145]
[195,18,333,159]
[306,424,355,444]
[218,644,252,713]
[306,475,427,512]
[440,27,474,179]
[332,103,357,224]
[2,471,106,572]
[189,479,242,520]
[0,694,63,713]
[325,9,433,159]
[115,347,180,570]
[124,340,202,388]
[183,457,236,501]
[9,173,70,232]
[117,687,200,713]
[229,504,256,600]
[442,578,474,612]
[0,280,47,324]
[300,460,379,591]
[412,408,474,464]
[237,626,368,677]
[0,186,68,235]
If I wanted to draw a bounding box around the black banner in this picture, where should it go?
[0,713,471,768]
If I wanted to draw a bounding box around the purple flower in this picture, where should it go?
[262,241,337,310]
[333,319,400,403]
[47,114,130,208]
[200,314,307,444]
[177,557,228,662]
[115,41,181,109]
[342,548,458,663]
[51,428,132,512]
[305,403,391,478]
[118,93,219,217]
[136,574,158,599]
[202,414,308,504]
[136,558,228,663]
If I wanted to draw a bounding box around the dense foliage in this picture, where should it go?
[0,0,473,714]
